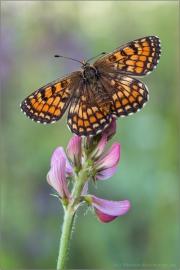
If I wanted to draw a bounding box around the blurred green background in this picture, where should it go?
[1,1,179,269]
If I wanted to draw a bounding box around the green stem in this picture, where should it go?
[57,150,89,269]
[57,207,75,269]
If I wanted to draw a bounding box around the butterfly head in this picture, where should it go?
[81,60,90,69]
[81,60,97,81]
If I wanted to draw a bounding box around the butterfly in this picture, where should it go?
[20,36,161,137]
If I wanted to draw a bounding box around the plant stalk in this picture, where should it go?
[57,147,89,269]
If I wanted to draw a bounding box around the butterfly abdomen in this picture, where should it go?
[82,65,111,111]
[93,84,111,111]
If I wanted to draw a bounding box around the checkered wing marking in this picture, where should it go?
[67,83,112,137]
[20,71,81,123]
[100,73,148,117]
[93,36,161,77]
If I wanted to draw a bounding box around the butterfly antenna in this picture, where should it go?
[54,55,83,64]
[86,52,106,63]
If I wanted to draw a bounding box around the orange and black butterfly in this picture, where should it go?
[20,36,161,137]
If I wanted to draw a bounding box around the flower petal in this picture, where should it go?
[89,195,130,223]
[94,208,118,223]
[47,157,70,198]
[96,166,117,180]
[95,142,120,171]
[51,147,73,175]
[66,136,82,167]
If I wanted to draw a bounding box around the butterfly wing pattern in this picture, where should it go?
[20,36,161,137]
[93,36,161,76]
[67,82,112,136]
[21,72,82,123]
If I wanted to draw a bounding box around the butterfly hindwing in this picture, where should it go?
[67,83,112,136]
[100,73,148,117]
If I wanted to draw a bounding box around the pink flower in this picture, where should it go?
[66,136,82,168]
[51,147,73,177]
[47,124,130,222]
[47,157,70,201]
[85,195,130,223]
[96,166,118,180]
[85,118,116,156]
[94,142,120,171]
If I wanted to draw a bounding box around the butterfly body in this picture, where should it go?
[20,36,161,137]
[81,62,111,111]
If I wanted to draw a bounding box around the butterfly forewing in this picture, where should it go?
[93,36,161,77]
[20,36,161,137]
[20,71,81,123]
